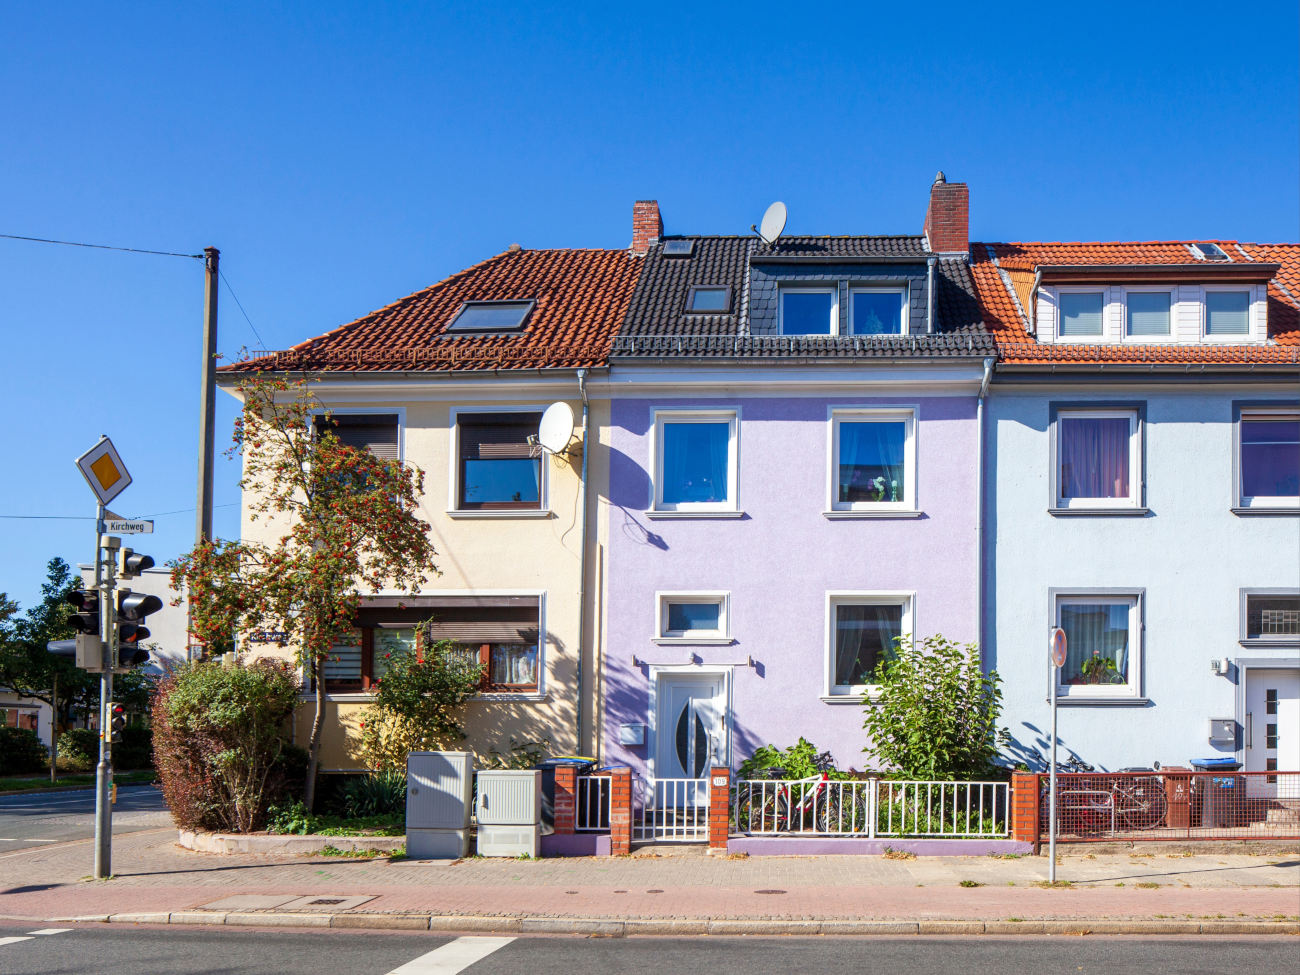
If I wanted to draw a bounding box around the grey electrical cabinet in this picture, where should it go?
[476,769,542,857]
[406,751,473,859]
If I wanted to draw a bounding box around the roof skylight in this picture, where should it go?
[1191,243,1230,261]
[686,286,731,313]
[662,240,695,257]
[446,300,535,333]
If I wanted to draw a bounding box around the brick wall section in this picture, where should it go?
[708,767,730,852]
[924,178,969,254]
[553,765,577,835]
[632,200,662,256]
[608,766,633,855]
[1011,772,1041,853]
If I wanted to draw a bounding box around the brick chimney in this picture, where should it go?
[631,200,663,256]
[923,172,969,254]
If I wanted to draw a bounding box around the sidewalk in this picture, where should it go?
[1,828,1296,935]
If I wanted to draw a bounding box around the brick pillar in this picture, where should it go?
[708,767,730,853]
[553,765,577,835]
[1011,772,1041,854]
[608,767,633,855]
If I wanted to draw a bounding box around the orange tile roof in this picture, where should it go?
[970,241,1300,365]
[221,248,640,373]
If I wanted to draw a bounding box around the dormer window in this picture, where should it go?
[1206,290,1250,336]
[1125,290,1171,339]
[1059,291,1104,338]
[446,300,534,334]
[779,287,837,335]
[850,287,908,335]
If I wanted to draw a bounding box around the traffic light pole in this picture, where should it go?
[94,529,120,880]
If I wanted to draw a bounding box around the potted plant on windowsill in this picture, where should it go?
[1078,651,1121,685]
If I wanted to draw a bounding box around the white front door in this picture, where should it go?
[1244,667,1299,798]
[655,673,726,780]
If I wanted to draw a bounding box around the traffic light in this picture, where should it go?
[67,588,101,636]
[115,590,162,670]
[110,704,127,735]
[117,548,155,580]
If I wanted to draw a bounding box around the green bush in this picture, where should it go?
[342,770,406,818]
[738,737,853,781]
[56,728,99,772]
[0,727,48,775]
[862,634,1007,781]
[152,658,302,833]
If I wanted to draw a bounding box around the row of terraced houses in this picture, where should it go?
[220,174,1299,789]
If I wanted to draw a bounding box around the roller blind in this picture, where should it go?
[357,597,540,645]
[315,414,400,460]
[1059,292,1104,337]
[1126,292,1170,336]
[1206,291,1250,335]
[458,413,541,460]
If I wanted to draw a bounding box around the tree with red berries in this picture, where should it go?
[171,375,438,809]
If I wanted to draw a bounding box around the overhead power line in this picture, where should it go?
[220,269,267,349]
[0,232,203,260]
[0,503,236,521]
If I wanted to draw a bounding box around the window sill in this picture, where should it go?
[646,510,745,520]
[303,690,549,703]
[473,691,548,703]
[1238,639,1300,649]
[822,509,923,520]
[821,693,879,705]
[652,637,735,646]
[446,509,552,519]
[1047,696,1151,706]
[1231,506,1299,516]
[1049,506,1149,517]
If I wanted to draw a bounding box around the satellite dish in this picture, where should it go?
[758,201,787,244]
[537,402,576,454]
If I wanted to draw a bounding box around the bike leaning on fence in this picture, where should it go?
[1041,757,1168,833]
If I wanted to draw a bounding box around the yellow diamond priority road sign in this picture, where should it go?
[75,437,133,506]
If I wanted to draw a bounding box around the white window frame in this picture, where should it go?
[848,285,909,336]
[778,285,839,336]
[1051,591,1143,700]
[1053,287,1108,343]
[654,591,732,644]
[826,408,918,515]
[650,409,740,514]
[447,405,551,518]
[1202,285,1255,342]
[1054,408,1142,510]
[823,591,914,700]
[1121,286,1175,343]
[1236,407,1300,510]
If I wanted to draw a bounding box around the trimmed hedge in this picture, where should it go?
[0,727,49,775]
[56,728,98,772]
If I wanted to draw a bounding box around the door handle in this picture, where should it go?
[1246,713,1252,749]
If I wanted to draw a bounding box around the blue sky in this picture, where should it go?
[1,2,1296,610]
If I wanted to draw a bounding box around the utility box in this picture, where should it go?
[406,751,473,859]
[476,769,541,857]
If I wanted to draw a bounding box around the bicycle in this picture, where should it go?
[750,759,862,834]
[1039,757,1167,833]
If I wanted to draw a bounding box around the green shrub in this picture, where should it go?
[738,737,852,781]
[0,727,48,775]
[342,770,406,818]
[56,728,99,772]
[152,658,302,833]
[862,634,1007,780]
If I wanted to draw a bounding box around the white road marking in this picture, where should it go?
[0,936,35,947]
[28,928,72,935]
[385,936,515,974]
[0,838,57,843]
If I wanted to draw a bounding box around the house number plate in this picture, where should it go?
[712,776,727,787]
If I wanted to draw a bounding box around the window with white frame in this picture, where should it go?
[1058,291,1105,338]
[1205,289,1251,337]
[830,409,916,511]
[656,592,730,642]
[849,286,908,335]
[1124,289,1171,339]
[826,593,912,696]
[1053,592,1142,698]
[1236,408,1299,509]
[779,286,837,335]
[1053,407,1141,509]
[653,411,738,512]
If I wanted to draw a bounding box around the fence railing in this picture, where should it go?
[732,777,1010,838]
[1039,770,1300,842]
[575,774,611,832]
[633,777,709,842]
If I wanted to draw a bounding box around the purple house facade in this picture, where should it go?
[598,184,996,779]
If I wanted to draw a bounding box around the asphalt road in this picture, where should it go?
[0,786,170,851]
[0,924,1296,975]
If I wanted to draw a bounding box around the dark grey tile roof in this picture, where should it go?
[617,236,993,359]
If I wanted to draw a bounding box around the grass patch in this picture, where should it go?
[882,846,916,860]
[1034,880,1073,888]
[987,852,1024,859]
[0,771,154,793]
[1135,881,1161,889]
[319,844,403,859]
[267,803,403,837]
[959,880,983,888]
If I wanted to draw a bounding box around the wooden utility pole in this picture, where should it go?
[196,247,219,547]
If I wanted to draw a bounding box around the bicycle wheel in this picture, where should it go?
[815,791,842,833]
[756,790,792,832]
[1118,779,1168,830]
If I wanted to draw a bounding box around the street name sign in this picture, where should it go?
[104,519,154,534]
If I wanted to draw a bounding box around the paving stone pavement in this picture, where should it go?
[1,828,1296,926]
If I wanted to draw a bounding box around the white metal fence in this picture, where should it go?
[633,777,709,842]
[733,777,1009,838]
[575,774,610,832]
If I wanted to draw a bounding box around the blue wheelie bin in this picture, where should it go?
[1190,757,1242,828]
